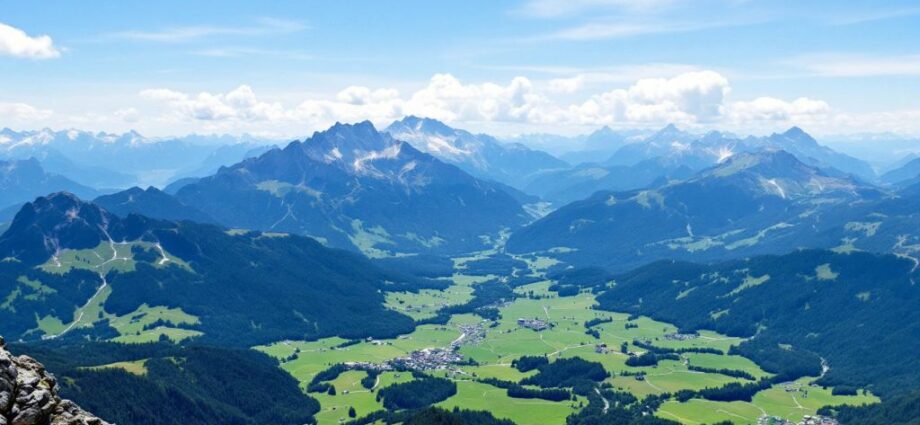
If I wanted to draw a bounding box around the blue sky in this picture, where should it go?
[2,0,919,138]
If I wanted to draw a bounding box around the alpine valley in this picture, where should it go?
[1,114,917,425]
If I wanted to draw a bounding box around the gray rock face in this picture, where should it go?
[0,336,110,425]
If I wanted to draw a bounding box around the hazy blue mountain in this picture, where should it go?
[507,150,891,270]
[94,186,215,224]
[881,157,920,184]
[502,133,585,158]
[176,121,528,255]
[605,124,700,166]
[523,158,696,204]
[0,158,101,211]
[531,126,879,204]
[34,149,135,188]
[608,126,876,180]
[557,126,647,165]
[385,116,568,189]
[166,143,276,184]
[0,192,429,345]
[0,128,274,188]
[822,133,920,169]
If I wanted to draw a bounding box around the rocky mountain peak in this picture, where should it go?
[0,336,110,425]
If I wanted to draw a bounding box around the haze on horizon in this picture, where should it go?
[2,0,920,140]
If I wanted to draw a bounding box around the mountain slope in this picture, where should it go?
[385,116,568,189]
[881,157,920,185]
[176,121,528,255]
[0,193,427,346]
[0,158,100,210]
[12,342,319,425]
[523,157,696,204]
[94,186,215,224]
[507,150,890,270]
[596,249,919,397]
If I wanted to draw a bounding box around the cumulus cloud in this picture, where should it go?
[0,23,60,59]
[404,74,558,124]
[0,102,53,122]
[548,76,585,93]
[114,107,140,123]
[134,71,849,134]
[569,70,729,125]
[140,85,285,121]
[727,97,830,122]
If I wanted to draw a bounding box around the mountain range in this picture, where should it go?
[174,121,529,255]
[1,118,918,425]
[0,158,102,213]
[0,128,274,188]
[0,192,433,345]
[507,149,914,270]
[385,116,569,190]
[526,126,877,203]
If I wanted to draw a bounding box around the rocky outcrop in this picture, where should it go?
[0,336,110,425]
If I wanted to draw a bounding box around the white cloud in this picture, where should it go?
[518,0,680,18]
[403,74,558,124]
[727,97,829,122]
[569,70,729,125]
[140,85,285,121]
[109,18,306,43]
[336,86,400,105]
[0,102,53,122]
[0,23,60,59]
[135,71,870,135]
[114,107,140,123]
[548,76,585,93]
[794,54,920,77]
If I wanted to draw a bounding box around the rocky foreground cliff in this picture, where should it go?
[0,337,109,425]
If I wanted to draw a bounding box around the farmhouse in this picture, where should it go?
[663,332,698,341]
[517,317,550,331]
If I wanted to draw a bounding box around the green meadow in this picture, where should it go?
[255,258,878,425]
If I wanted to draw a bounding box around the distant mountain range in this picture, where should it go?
[174,121,529,255]
[386,116,569,190]
[0,128,274,188]
[525,125,877,203]
[0,158,102,212]
[881,156,920,185]
[507,149,915,270]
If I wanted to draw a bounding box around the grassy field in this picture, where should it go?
[383,274,482,320]
[310,370,414,424]
[656,377,878,424]
[254,255,878,425]
[437,380,581,425]
[84,359,149,376]
[30,241,196,340]
[109,304,202,343]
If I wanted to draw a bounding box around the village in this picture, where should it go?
[757,415,839,425]
[343,321,488,373]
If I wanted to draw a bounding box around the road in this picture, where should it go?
[595,388,609,413]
